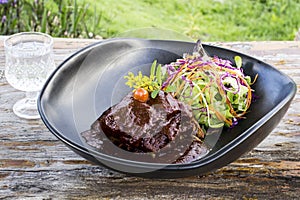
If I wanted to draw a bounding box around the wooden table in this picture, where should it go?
[0,38,299,199]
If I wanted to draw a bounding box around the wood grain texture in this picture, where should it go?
[0,38,299,200]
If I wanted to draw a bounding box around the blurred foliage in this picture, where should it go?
[0,0,102,38]
[1,0,300,41]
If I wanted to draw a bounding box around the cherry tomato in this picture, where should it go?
[133,88,149,102]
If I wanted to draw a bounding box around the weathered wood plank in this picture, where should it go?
[0,38,299,199]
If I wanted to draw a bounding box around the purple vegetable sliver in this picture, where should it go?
[177,59,186,64]
[161,76,172,89]
[162,72,176,89]
[227,118,238,129]
[192,62,208,69]
[220,75,240,94]
[181,75,194,95]
[230,118,239,128]
[220,73,228,80]
[187,65,196,69]
[223,59,232,66]
[166,65,176,75]
[235,77,241,94]
[162,63,186,89]
[181,75,188,82]
[216,62,236,71]
[252,93,259,102]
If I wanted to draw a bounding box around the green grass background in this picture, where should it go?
[84,0,300,41]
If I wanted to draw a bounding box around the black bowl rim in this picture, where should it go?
[38,38,297,171]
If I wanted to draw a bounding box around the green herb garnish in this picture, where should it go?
[124,60,163,98]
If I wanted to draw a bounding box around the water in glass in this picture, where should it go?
[4,32,55,119]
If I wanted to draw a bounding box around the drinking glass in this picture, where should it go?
[4,32,55,119]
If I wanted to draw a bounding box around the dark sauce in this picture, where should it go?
[81,91,210,164]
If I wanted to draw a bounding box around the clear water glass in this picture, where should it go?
[4,32,55,119]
